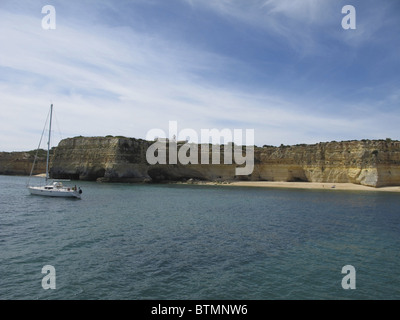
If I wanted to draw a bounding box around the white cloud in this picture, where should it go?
[0,2,399,152]
[182,0,337,52]
[262,0,333,23]
[0,9,244,150]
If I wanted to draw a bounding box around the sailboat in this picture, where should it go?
[27,104,82,199]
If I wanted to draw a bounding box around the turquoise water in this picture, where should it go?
[1,175,399,300]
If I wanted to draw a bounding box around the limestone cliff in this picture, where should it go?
[50,136,152,182]
[47,136,400,188]
[253,140,400,187]
[0,150,47,176]
[3,137,400,187]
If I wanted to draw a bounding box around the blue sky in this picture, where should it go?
[1,0,399,151]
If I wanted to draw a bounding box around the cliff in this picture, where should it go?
[50,136,152,182]
[0,150,47,176]
[253,140,400,187]
[48,136,400,188]
[2,137,400,188]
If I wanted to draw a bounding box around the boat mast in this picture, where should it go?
[46,104,53,183]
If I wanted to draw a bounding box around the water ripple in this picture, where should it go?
[1,176,400,299]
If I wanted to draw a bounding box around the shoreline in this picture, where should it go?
[4,173,400,192]
[185,180,400,193]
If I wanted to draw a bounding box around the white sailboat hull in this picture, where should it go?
[28,185,82,199]
[27,104,83,199]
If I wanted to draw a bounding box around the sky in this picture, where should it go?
[1,0,400,151]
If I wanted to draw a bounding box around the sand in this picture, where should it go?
[224,181,400,192]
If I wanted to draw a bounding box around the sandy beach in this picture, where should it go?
[224,181,400,192]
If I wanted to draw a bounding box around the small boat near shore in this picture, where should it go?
[27,104,82,199]
[28,181,82,198]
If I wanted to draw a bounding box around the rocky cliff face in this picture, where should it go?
[47,136,400,188]
[50,136,152,182]
[0,150,47,176]
[253,140,400,187]
[2,137,399,187]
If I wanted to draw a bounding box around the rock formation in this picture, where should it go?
[0,150,47,176]
[2,137,400,187]
[50,136,151,182]
[253,140,400,187]
[49,136,400,187]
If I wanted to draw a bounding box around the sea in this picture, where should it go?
[1,175,399,300]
